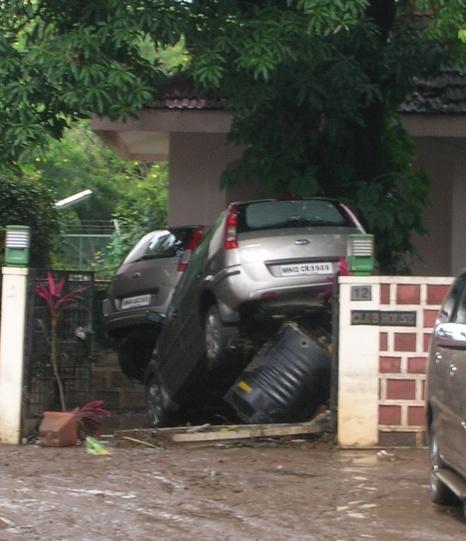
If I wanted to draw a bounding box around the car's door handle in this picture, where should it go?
[435,352,443,364]
[449,363,457,376]
[132,272,142,279]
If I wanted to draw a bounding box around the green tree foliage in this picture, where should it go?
[21,121,150,223]
[0,167,58,267]
[102,161,169,271]
[0,1,464,272]
[18,122,169,269]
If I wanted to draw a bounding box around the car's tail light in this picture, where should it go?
[224,206,239,250]
[177,226,205,272]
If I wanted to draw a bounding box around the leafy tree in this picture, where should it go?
[17,122,169,270]
[100,161,169,271]
[0,1,464,271]
[0,167,58,267]
[21,121,150,223]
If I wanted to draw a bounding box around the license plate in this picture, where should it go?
[280,262,333,277]
[120,294,151,310]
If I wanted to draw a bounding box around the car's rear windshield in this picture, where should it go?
[236,199,354,233]
[122,227,196,264]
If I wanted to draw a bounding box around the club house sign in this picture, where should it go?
[351,310,417,327]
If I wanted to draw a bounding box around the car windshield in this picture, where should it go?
[237,199,354,233]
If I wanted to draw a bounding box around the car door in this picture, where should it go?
[157,224,217,397]
[431,273,466,472]
[438,280,465,472]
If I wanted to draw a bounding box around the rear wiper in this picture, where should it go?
[289,218,344,227]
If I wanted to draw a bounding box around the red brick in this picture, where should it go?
[394,333,417,352]
[396,284,420,305]
[408,406,426,427]
[426,284,449,305]
[407,357,427,374]
[424,333,433,352]
[379,356,402,373]
[386,379,416,400]
[423,309,438,328]
[379,332,388,351]
[379,405,402,426]
[380,284,390,304]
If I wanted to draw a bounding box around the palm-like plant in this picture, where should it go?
[73,400,110,438]
[35,272,86,411]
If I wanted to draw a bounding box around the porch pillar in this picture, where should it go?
[0,267,29,444]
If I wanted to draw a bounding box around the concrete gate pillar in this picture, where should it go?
[0,267,29,444]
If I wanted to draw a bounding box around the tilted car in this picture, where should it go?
[102,225,204,381]
[426,269,466,505]
[144,197,373,426]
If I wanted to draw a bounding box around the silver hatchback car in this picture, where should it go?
[145,197,372,425]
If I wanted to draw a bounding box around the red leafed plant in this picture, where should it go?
[35,272,86,411]
[73,400,110,438]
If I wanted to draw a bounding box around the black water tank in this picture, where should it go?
[224,323,331,424]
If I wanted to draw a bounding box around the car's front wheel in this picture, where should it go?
[430,431,458,505]
[146,375,171,427]
[204,305,238,370]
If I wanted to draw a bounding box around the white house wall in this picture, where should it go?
[169,132,244,227]
[410,137,465,276]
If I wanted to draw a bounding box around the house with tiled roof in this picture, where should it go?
[92,69,465,276]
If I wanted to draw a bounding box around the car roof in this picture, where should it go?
[228,197,342,207]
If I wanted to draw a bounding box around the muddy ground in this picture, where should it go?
[0,438,464,541]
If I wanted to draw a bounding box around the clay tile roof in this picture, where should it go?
[147,69,465,114]
[399,67,465,114]
[146,78,227,110]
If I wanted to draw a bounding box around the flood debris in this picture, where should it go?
[224,322,331,424]
[376,449,398,461]
[115,419,325,448]
[85,436,112,456]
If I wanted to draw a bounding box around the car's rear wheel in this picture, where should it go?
[205,305,238,370]
[146,375,170,427]
[117,330,156,383]
[430,431,458,505]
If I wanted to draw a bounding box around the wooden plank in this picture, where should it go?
[171,423,321,442]
[115,421,322,447]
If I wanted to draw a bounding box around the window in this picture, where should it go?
[237,199,353,233]
[439,272,466,324]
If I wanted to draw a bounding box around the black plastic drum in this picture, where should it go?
[224,323,331,424]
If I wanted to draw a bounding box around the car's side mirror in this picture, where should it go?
[434,322,466,349]
[145,310,167,325]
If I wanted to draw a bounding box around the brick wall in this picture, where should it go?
[91,350,146,413]
[377,278,453,446]
[338,276,453,448]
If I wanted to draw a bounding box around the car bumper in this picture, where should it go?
[103,299,165,334]
[211,267,334,315]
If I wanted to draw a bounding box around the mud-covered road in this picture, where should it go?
[0,441,464,541]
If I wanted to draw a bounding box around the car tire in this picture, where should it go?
[204,304,238,370]
[430,431,458,505]
[145,375,171,427]
[118,330,156,383]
